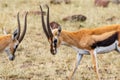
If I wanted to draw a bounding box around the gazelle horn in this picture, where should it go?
[40,5,50,40]
[46,5,53,38]
[16,12,21,40]
[18,12,28,43]
[40,5,53,40]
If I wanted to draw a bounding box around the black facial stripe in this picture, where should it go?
[54,39,57,43]
[54,42,57,48]
[13,45,18,55]
[91,32,118,49]
[50,38,58,55]
[15,45,18,49]
[54,39,57,48]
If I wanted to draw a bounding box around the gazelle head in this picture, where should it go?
[40,5,62,55]
[5,12,28,61]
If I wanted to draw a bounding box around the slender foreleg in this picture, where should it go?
[90,50,100,80]
[68,53,83,80]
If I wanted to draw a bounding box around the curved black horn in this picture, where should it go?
[46,5,53,38]
[18,12,28,43]
[16,12,21,39]
[40,5,50,39]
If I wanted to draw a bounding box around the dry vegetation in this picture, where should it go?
[0,0,120,80]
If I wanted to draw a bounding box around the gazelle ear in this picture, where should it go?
[12,29,18,40]
[2,27,7,35]
[58,26,62,36]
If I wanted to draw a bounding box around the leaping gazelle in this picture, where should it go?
[40,5,120,80]
[0,12,28,61]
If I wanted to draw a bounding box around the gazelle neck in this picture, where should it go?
[60,29,94,50]
[60,30,82,48]
[0,34,12,51]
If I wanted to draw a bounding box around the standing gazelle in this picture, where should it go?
[40,5,120,80]
[0,12,28,61]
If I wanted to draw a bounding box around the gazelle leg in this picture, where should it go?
[69,53,83,80]
[90,50,100,80]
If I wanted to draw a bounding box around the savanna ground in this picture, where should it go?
[0,0,120,80]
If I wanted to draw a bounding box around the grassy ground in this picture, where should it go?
[0,0,120,80]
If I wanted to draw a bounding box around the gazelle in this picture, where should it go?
[0,12,28,61]
[40,5,120,80]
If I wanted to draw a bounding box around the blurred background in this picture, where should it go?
[0,0,120,80]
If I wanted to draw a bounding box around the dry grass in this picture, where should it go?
[0,0,120,80]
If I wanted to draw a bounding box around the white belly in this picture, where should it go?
[72,46,90,55]
[72,40,118,55]
[95,40,118,54]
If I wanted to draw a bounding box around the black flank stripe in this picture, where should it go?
[91,32,118,49]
